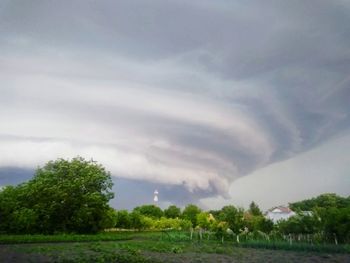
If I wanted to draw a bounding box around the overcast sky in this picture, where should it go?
[1,0,349,210]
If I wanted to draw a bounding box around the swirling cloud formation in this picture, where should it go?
[1,0,349,204]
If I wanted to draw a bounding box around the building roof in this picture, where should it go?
[269,206,294,213]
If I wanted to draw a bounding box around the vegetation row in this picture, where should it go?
[0,157,349,248]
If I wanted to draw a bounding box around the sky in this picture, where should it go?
[0,0,349,210]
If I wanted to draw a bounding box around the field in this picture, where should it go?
[0,231,349,263]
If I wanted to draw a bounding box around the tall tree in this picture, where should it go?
[133,204,163,219]
[0,157,114,234]
[249,201,262,216]
[182,204,201,227]
[164,205,181,218]
[218,205,244,233]
[115,210,131,229]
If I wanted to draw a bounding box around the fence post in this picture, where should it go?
[334,233,338,245]
[289,234,292,245]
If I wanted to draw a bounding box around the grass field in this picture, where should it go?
[0,231,349,263]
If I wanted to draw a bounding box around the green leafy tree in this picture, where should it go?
[140,216,154,229]
[257,217,274,233]
[179,219,193,231]
[129,211,142,230]
[182,204,201,227]
[249,201,262,216]
[153,217,190,230]
[196,212,211,229]
[164,205,181,218]
[0,185,29,233]
[212,221,229,240]
[218,205,244,233]
[11,207,38,234]
[115,210,131,229]
[99,207,118,229]
[319,207,350,243]
[208,209,221,219]
[129,211,152,230]
[290,193,350,211]
[133,205,163,219]
[277,212,322,235]
[0,157,114,234]
[31,157,114,233]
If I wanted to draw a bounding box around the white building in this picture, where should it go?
[266,206,296,223]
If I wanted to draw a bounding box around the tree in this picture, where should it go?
[256,217,274,233]
[0,185,30,233]
[319,207,350,243]
[243,212,273,233]
[164,205,181,219]
[182,204,201,227]
[133,205,163,219]
[99,207,118,229]
[290,193,350,211]
[0,157,114,234]
[249,201,262,216]
[129,211,147,230]
[196,212,211,230]
[115,210,131,229]
[218,205,244,233]
[277,212,322,236]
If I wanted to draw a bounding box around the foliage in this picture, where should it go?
[290,193,350,211]
[0,232,134,244]
[320,207,350,243]
[115,210,132,229]
[277,212,322,235]
[0,163,348,247]
[248,201,262,216]
[153,217,192,231]
[164,205,181,219]
[243,213,273,233]
[129,211,145,230]
[196,212,213,230]
[211,221,229,240]
[217,205,244,233]
[99,207,118,229]
[182,204,201,227]
[256,217,274,234]
[133,205,163,219]
[0,157,114,234]
[288,194,350,243]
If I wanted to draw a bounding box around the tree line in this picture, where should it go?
[114,195,350,244]
[0,157,349,244]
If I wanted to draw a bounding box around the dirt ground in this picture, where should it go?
[144,250,350,263]
[0,243,349,263]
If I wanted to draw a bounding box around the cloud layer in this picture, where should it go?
[1,0,349,204]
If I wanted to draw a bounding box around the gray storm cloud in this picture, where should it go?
[0,0,349,201]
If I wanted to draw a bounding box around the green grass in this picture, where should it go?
[0,230,188,244]
[0,232,134,244]
[237,240,350,254]
[0,230,349,254]
[3,237,350,263]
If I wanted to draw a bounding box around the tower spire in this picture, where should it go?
[153,189,159,204]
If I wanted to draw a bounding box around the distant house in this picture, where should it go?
[266,206,296,223]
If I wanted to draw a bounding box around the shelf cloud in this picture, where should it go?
[1,0,349,207]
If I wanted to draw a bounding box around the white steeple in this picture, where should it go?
[153,189,159,203]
